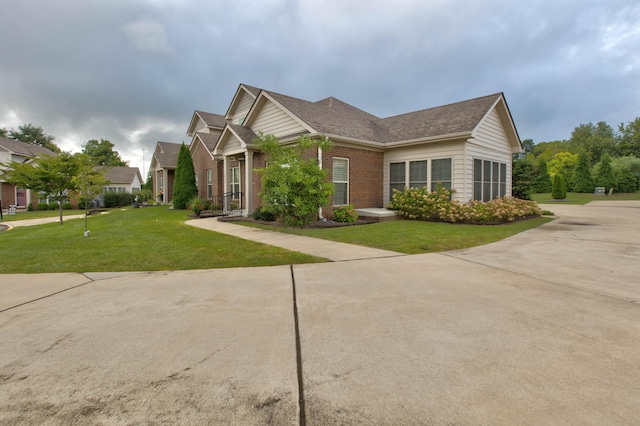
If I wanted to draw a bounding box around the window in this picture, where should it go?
[431,158,452,191]
[158,176,164,193]
[230,167,240,195]
[194,171,198,189]
[333,158,349,205]
[473,159,508,201]
[207,169,213,198]
[409,160,428,189]
[389,162,406,200]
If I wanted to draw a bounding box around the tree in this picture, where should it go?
[548,151,578,189]
[1,152,81,224]
[569,122,617,164]
[71,154,110,234]
[617,117,640,158]
[513,138,534,160]
[0,128,7,137]
[8,123,60,153]
[255,133,334,226]
[511,157,536,200]
[614,166,638,193]
[533,158,552,193]
[82,139,127,166]
[552,173,567,199]
[172,142,197,209]
[595,153,616,192]
[571,151,595,193]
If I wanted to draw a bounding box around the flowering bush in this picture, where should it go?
[188,197,207,216]
[388,186,542,223]
[333,204,359,223]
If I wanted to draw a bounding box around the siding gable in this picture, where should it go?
[228,91,256,124]
[472,108,512,155]
[249,99,306,138]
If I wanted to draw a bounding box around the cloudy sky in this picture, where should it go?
[1,0,639,174]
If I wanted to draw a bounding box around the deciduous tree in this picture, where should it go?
[8,123,60,153]
[82,139,127,166]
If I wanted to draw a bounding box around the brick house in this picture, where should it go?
[183,83,522,217]
[0,136,58,209]
[149,141,181,204]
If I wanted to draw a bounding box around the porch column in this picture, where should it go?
[244,150,253,216]
[163,169,169,204]
[222,155,229,212]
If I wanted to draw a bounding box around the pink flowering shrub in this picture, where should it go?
[388,186,542,223]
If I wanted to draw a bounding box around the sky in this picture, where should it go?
[1,0,639,174]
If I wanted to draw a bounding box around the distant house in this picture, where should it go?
[101,166,143,193]
[175,83,522,216]
[148,141,181,204]
[0,136,58,208]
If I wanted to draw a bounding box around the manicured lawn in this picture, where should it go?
[0,209,83,222]
[0,207,325,273]
[236,217,554,254]
[532,191,640,205]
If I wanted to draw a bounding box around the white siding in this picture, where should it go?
[221,134,243,156]
[195,116,208,133]
[229,92,255,123]
[383,141,466,202]
[250,100,306,138]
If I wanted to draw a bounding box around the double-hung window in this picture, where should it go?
[473,159,508,201]
[207,169,213,198]
[409,160,428,189]
[389,162,406,200]
[333,158,349,205]
[431,158,452,191]
[230,167,240,195]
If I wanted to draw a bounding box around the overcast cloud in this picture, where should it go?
[1,0,638,173]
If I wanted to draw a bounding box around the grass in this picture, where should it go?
[0,207,325,273]
[0,209,83,222]
[531,191,640,205]
[235,217,553,254]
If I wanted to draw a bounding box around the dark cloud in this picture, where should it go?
[1,0,638,171]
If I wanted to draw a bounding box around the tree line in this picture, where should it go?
[513,117,640,199]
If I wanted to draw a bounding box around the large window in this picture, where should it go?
[431,158,452,191]
[474,159,507,201]
[333,158,349,205]
[389,162,406,199]
[230,166,240,195]
[409,160,428,189]
[207,169,213,198]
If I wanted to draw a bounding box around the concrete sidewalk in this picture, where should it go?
[185,217,404,262]
[1,214,85,228]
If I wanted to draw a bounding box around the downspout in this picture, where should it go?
[318,146,324,220]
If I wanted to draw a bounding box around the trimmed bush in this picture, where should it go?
[62,202,73,210]
[172,143,197,209]
[27,203,33,211]
[253,206,277,221]
[614,166,638,193]
[37,203,49,211]
[551,174,567,199]
[48,203,58,210]
[388,186,541,223]
[333,204,359,223]
[104,192,135,208]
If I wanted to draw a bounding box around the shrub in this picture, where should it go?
[595,153,616,192]
[571,152,595,193]
[172,143,197,209]
[188,197,207,216]
[48,203,58,210]
[104,192,135,208]
[253,206,277,221]
[551,174,567,199]
[388,186,541,223]
[333,204,359,223]
[614,166,638,193]
[27,203,33,211]
[62,202,73,210]
[37,203,49,211]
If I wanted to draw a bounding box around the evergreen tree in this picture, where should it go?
[172,143,197,209]
[551,174,567,199]
[571,151,595,193]
[512,157,536,200]
[614,166,638,193]
[595,153,616,192]
[533,158,552,193]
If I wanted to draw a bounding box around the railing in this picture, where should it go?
[206,191,243,216]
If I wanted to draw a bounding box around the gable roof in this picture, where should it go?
[193,132,219,152]
[0,136,58,158]
[99,167,142,184]
[186,111,227,137]
[152,141,181,169]
[225,83,261,119]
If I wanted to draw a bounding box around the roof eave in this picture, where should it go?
[384,132,473,148]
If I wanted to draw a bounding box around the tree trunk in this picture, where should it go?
[59,202,64,225]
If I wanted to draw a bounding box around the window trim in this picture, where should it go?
[207,169,213,199]
[230,166,240,195]
[430,158,452,191]
[473,158,508,201]
[332,157,349,206]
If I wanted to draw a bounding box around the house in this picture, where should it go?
[0,136,58,208]
[184,84,522,217]
[100,166,143,194]
[149,141,181,204]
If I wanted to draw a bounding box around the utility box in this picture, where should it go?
[594,187,606,195]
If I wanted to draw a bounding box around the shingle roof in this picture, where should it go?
[99,167,141,184]
[195,111,227,128]
[241,84,262,96]
[194,132,219,151]
[153,141,181,168]
[227,124,258,147]
[0,136,58,157]
[156,141,181,155]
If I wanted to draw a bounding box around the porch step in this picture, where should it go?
[355,208,402,222]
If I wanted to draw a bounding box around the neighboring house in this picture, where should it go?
[96,166,143,206]
[0,136,58,208]
[182,83,522,217]
[148,141,181,204]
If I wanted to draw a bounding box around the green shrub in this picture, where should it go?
[388,186,541,223]
[62,202,73,210]
[253,206,277,221]
[48,203,58,210]
[172,143,197,209]
[571,152,595,193]
[551,174,567,199]
[333,204,359,223]
[37,203,49,211]
[614,166,638,193]
[104,192,135,208]
[27,203,33,211]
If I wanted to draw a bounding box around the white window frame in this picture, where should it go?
[430,158,452,191]
[332,157,349,206]
[473,158,508,201]
[207,169,213,199]
[230,166,240,195]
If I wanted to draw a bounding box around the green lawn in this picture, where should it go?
[0,209,83,222]
[532,191,640,205]
[0,207,325,273]
[235,217,553,254]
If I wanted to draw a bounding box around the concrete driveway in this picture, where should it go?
[1,201,639,424]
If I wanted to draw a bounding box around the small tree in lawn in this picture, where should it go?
[551,173,567,199]
[71,155,110,235]
[571,151,595,193]
[1,152,81,224]
[172,142,197,209]
[595,153,616,193]
[255,133,334,226]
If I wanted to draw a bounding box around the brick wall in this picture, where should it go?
[191,146,217,199]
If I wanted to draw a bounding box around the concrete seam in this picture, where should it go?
[290,264,306,426]
[0,278,95,313]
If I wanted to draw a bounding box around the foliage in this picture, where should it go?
[27,203,33,211]
[48,203,58,210]
[253,206,277,221]
[533,158,552,193]
[188,197,207,216]
[614,166,638,192]
[612,156,640,186]
[6,123,60,153]
[71,154,111,231]
[512,157,536,200]
[37,202,49,211]
[141,173,153,191]
[255,133,334,226]
[82,139,127,166]
[172,143,197,209]
[569,122,617,164]
[0,128,7,137]
[532,191,640,205]
[1,151,82,224]
[333,204,359,223]
[388,185,541,223]
[532,140,572,162]
[104,192,135,208]
[595,153,616,192]
[571,151,595,193]
[617,118,640,158]
[548,151,578,184]
[62,202,73,210]
[551,174,567,199]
